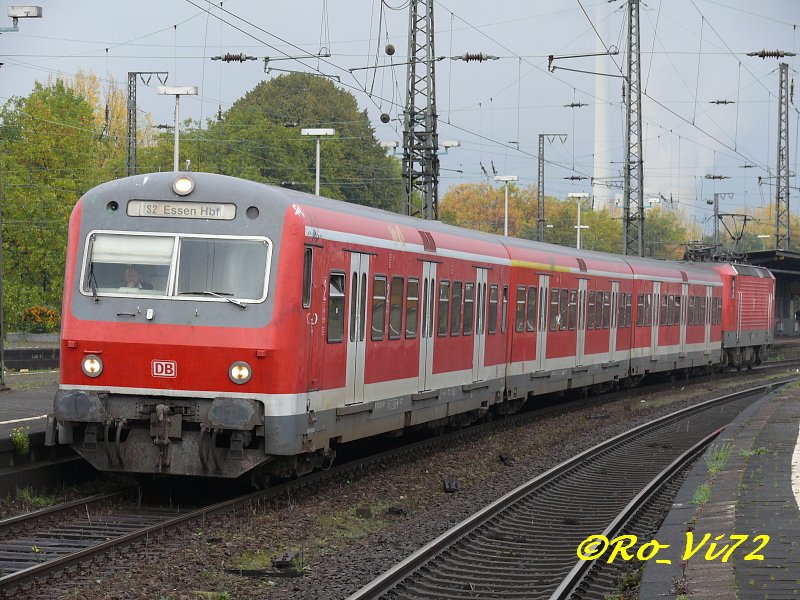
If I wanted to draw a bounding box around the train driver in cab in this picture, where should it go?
[125,267,153,290]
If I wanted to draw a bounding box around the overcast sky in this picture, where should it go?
[1,1,797,234]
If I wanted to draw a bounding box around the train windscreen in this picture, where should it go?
[81,231,271,302]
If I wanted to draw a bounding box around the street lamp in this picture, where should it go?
[0,5,41,32]
[301,128,335,195]
[0,5,42,390]
[157,86,198,172]
[494,175,518,237]
[568,192,590,250]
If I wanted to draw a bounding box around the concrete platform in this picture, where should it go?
[0,375,57,441]
[640,383,800,599]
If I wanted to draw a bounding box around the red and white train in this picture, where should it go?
[47,172,774,480]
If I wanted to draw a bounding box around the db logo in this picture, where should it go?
[152,360,177,378]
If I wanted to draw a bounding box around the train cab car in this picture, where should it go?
[49,172,517,480]
[709,263,774,368]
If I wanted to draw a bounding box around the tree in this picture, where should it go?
[440,182,535,237]
[140,73,403,211]
[0,80,107,326]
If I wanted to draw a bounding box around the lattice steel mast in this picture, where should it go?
[402,0,439,219]
[126,71,169,177]
[622,0,644,256]
[537,133,567,241]
[775,62,790,250]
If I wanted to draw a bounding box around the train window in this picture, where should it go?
[661,295,669,325]
[688,296,695,326]
[675,295,682,326]
[587,291,596,330]
[477,283,486,335]
[349,275,359,342]
[567,290,577,330]
[595,292,604,330]
[176,237,269,301]
[549,289,560,331]
[625,294,632,328]
[602,292,611,329]
[389,277,404,340]
[406,278,419,338]
[450,282,463,336]
[616,293,625,329]
[501,286,508,334]
[463,282,475,335]
[643,294,652,326]
[488,284,499,334]
[371,276,387,341]
[437,281,451,337]
[327,273,346,343]
[515,286,526,333]
[526,286,537,332]
[302,248,313,308]
[636,293,644,327]
[558,289,568,331]
[702,295,708,325]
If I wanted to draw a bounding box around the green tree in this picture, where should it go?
[0,80,106,327]
[141,73,402,211]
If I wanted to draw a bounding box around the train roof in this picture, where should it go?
[83,172,736,283]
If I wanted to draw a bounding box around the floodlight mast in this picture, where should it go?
[1,5,41,32]
[158,86,199,172]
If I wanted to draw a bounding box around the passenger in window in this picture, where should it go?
[125,267,153,290]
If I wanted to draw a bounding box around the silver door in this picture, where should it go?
[418,262,437,392]
[536,274,550,372]
[345,253,369,405]
[679,282,688,356]
[650,281,661,359]
[472,268,488,382]
[577,279,587,366]
[610,281,619,362]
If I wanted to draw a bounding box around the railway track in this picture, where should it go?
[345,380,794,600]
[0,373,793,597]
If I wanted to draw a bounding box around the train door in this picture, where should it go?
[304,246,323,391]
[345,252,370,405]
[705,285,713,353]
[418,262,437,392]
[679,282,688,357]
[472,268,488,382]
[650,281,661,359]
[610,281,619,362]
[536,274,550,372]
[576,279,587,366]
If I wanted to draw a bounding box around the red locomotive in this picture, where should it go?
[47,172,774,481]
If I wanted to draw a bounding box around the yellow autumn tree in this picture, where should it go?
[440,182,535,237]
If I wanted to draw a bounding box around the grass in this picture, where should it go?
[10,426,30,455]
[690,482,712,505]
[16,486,55,508]
[704,441,733,475]
[740,447,769,457]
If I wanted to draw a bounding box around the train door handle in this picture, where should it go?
[307,313,318,325]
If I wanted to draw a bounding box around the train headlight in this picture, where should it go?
[172,176,195,196]
[82,355,103,378]
[229,361,251,384]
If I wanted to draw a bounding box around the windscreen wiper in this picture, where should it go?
[178,290,247,309]
[89,263,99,303]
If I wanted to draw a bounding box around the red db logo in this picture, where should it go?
[152,360,177,378]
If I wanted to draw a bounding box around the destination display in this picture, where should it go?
[127,200,236,220]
